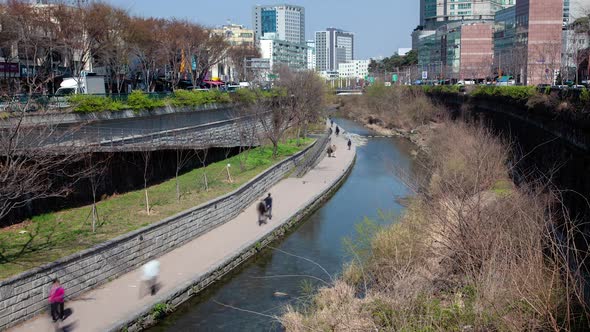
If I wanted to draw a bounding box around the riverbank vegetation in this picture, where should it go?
[284,88,589,331]
[337,84,443,132]
[0,139,312,280]
[426,85,589,114]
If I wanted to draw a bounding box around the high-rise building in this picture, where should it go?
[420,0,516,29]
[306,40,316,71]
[315,28,354,72]
[252,4,305,44]
[516,0,563,85]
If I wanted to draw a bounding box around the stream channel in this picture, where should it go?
[149,118,420,331]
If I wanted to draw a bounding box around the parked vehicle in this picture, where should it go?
[55,74,106,95]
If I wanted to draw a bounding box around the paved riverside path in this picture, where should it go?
[9,129,355,332]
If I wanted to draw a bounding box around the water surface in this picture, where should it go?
[150,118,419,331]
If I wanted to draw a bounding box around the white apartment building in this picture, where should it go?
[338,60,369,79]
[259,35,307,70]
[315,28,354,72]
[252,4,305,44]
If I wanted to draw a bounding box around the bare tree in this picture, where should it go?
[192,32,230,87]
[127,17,165,92]
[195,145,211,191]
[275,68,326,144]
[85,3,131,93]
[252,91,296,157]
[139,150,151,215]
[84,153,111,232]
[174,149,194,202]
[0,114,88,225]
[227,45,261,83]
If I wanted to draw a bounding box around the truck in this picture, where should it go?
[55,74,106,96]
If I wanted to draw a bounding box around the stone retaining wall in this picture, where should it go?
[0,137,320,330]
[0,103,233,127]
[112,141,355,332]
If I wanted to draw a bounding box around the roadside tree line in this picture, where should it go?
[0,0,259,95]
[0,67,326,229]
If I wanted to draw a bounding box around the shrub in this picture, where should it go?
[471,86,537,101]
[126,90,164,111]
[231,88,257,104]
[68,94,126,112]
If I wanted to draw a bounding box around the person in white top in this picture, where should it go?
[141,260,160,297]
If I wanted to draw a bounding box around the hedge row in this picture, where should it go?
[68,89,284,113]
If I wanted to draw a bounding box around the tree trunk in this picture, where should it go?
[176,170,180,202]
[272,142,279,158]
[203,171,209,191]
[144,185,150,215]
[91,188,98,233]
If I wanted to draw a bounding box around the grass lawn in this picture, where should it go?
[0,138,313,280]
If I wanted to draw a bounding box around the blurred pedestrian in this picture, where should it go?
[141,260,160,296]
[335,126,340,136]
[264,193,273,220]
[48,278,65,322]
[258,201,268,226]
[326,145,333,158]
[330,119,334,127]
[347,138,352,150]
[331,144,338,157]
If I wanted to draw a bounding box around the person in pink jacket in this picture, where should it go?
[48,278,65,322]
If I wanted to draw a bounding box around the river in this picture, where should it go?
[149,118,419,331]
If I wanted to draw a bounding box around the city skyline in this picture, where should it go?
[103,0,417,59]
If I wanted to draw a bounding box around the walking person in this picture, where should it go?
[48,278,65,322]
[141,259,160,297]
[264,193,273,220]
[330,119,334,127]
[257,201,268,226]
[331,144,338,157]
[348,138,352,150]
[326,145,333,158]
[335,126,340,136]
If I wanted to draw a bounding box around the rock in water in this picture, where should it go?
[273,291,288,297]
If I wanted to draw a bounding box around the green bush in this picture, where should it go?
[471,86,537,101]
[68,94,126,113]
[170,89,233,107]
[126,90,165,111]
[231,88,257,104]
[422,85,461,94]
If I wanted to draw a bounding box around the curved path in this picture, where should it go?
[8,127,355,332]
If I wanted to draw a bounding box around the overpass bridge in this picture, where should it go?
[335,89,363,96]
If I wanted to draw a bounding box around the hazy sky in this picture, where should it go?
[104,0,418,59]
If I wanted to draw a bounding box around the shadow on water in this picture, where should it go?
[148,118,420,331]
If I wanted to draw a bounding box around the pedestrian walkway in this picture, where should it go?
[9,127,355,332]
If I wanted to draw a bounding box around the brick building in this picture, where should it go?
[516,0,564,85]
[459,23,494,80]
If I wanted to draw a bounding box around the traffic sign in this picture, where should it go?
[422,71,428,79]
[392,74,398,82]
